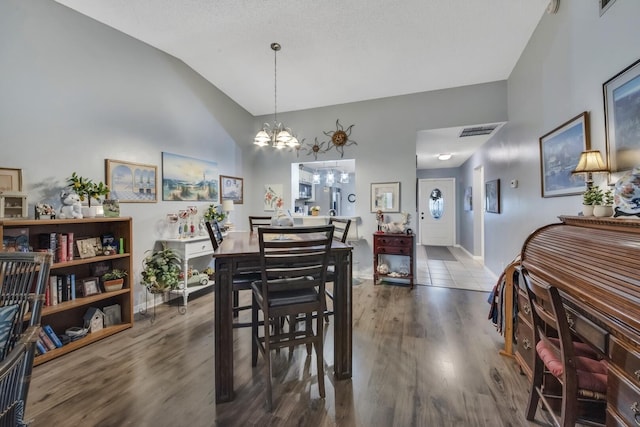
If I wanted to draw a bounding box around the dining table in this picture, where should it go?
[213,230,353,403]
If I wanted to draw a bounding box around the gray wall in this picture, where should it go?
[0,0,254,309]
[246,83,508,276]
[461,0,640,274]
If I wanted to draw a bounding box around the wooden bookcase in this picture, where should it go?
[0,217,133,365]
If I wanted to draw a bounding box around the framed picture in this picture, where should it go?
[464,186,473,211]
[81,277,101,297]
[370,182,400,213]
[599,0,617,16]
[105,159,157,203]
[0,167,23,192]
[162,152,219,202]
[263,184,283,212]
[485,179,501,214]
[539,112,590,198]
[219,175,243,204]
[604,58,640,174]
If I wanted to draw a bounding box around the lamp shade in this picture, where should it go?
[222,199,235,212]
[572,150,609,174]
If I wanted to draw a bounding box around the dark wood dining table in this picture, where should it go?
[213,230,353,403]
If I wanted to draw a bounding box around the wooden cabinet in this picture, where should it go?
[373,232,414,288]
[0,217,133,365]
[514,278,535,381]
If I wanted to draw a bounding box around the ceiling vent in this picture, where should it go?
[459,125,498,138]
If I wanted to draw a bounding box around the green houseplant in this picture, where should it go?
[102,269,128,292]
[581,187,601,216]
[67,172,110,208]
[203,204,226,223]
[140,245,182,293]
[593,188,614,217]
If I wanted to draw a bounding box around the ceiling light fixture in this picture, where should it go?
[340,171,350,184]
[254,43,299,149]
[438,153,453,161]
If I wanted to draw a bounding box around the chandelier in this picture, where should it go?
[254,43,299,149]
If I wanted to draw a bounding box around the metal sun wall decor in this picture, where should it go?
[297,119,357,159]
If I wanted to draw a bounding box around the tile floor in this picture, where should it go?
[415,245,497,292]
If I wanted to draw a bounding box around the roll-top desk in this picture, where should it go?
[516,216,640,426]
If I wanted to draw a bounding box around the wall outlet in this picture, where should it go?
[510,179,518,188]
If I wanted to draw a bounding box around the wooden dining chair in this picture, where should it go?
[205,220,260,328]
[251,225,334,410]
[249,216,272,233]
[323,217,351,321]
[522,270,607,427]
[0,252,51,427]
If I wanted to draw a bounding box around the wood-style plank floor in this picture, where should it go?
[26,280,550,427]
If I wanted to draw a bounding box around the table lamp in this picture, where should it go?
[571,150,609,189]
[222,199,234,230]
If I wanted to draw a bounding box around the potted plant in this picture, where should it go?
[140,244,182,293]
[67,172,110,217]
[593,188,614,217]
[102,269,128,292]
[310,206,321,216]
[581,187,600,216]
[203,204,226,223]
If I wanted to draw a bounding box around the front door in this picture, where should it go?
[418,178,455,246]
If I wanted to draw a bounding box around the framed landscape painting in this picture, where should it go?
[485,179,500,214]
[105,159,157,203]
[162,152,219,202]
[604,58,640,175]
[539,112,589,198]
[220,175,243,204]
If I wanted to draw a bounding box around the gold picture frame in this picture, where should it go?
[219,175,244,204]
[0,167,23,192]
[105,159,157,203]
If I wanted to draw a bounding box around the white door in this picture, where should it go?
[419,178,455,246]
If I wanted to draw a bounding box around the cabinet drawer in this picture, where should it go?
[375,245,410,255]
[565,305,608,354]
[184,239,214,258]
[374,236,411,247]
[517,289,533,322]
[607,365,640,427]
[609,336,640,388]
[515,315,535,380]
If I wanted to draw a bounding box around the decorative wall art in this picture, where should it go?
[604,58,640,174]
[464,186,473,211]
[371,182,400,213]
[219,175,243,204]
[539,112,590,198]
[264,184,283,211]
[485,179,500,214]
[162,152,219,202]
[0,167,22,192]
[599,0,617,16]
[296,119,357,159]
[105,159,157,203]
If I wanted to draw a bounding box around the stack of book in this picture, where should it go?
[35,324,64,355]
[45,274,76,306]
[38,232,74,263]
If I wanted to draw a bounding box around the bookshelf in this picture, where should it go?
[0,217,133,365]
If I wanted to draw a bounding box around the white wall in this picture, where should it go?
[0,0,254,308]
[461,0,640,273]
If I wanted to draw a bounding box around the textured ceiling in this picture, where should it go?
[53,0,548,169]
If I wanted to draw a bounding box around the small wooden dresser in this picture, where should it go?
[372,232,414,288]
[517,216,640,426]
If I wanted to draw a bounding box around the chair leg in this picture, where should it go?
[233,290,239,318]
[526,356,544,421]
[264,315,273,411]
[315,313,325,399]
[251,296,258,367]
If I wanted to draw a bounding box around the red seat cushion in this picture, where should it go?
[536,340,607,393]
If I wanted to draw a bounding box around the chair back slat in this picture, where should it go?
[329,217,351,243]
[249,216,272,233]
[205,219,224,250]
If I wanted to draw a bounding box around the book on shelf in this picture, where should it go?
[45,282,51,306]
[38,328,56,351]
[49,275,58,306]
[35,339,47,355]
[57,233,68,263]
[57,276,64,303]
[67,232,74,261]
[43,325,63,348]
[70,273,76,300]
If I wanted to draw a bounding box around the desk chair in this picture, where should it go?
[523,270,607,427]
[251,225,334,410]
[0,252,51,427]
[249,216,272,233]
[205,220,260,328]
[323,217,351,321]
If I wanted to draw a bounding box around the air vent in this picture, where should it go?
[459,125,498,138]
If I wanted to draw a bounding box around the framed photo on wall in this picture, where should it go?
[162,152,219,202]
[219,175,243,204]
[539,111,590,198]
[604,58,640,175]
[370,182,400,213]
[485,179,500,214]
[0,167,23,192]
[105,159,157,203]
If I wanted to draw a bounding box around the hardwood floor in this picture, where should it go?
[26,281,548,426]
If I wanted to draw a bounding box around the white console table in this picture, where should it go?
[158,236,214,313]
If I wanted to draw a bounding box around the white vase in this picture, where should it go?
[593,205,613,217]
[82,206,97,218]
[582,205,594,216]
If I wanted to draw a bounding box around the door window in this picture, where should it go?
[429,188,444,219]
